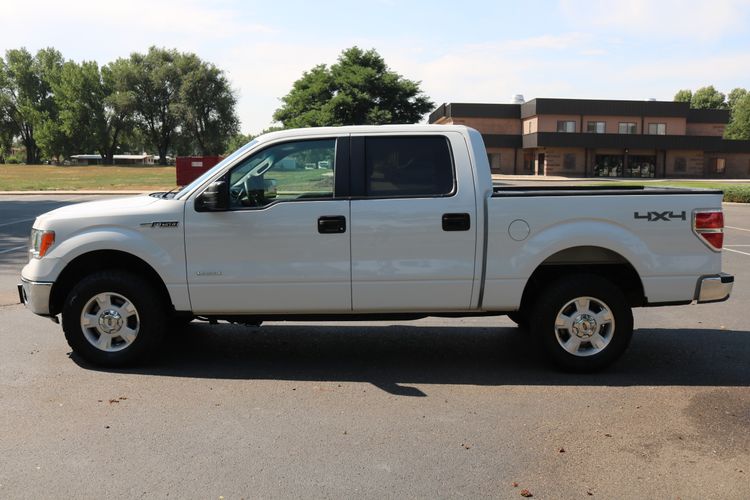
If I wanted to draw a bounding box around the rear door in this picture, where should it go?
[349,132,478,312]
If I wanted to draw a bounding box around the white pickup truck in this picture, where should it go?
[18,125,734,371]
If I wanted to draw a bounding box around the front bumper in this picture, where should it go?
[17,278,54,316]
[696,273,734,304]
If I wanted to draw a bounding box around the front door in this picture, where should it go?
[349,133,478,312]
[184,137,352,314]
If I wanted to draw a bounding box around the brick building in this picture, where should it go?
[429,98,750,178]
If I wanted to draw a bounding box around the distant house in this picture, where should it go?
[70,154,155,165]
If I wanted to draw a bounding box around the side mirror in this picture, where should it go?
[264,179,278,200]
[195,180,229,212]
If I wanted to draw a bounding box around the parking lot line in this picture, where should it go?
[726,225,750,232]
[724,247,750,257]
[0,245,28,255]
[0,217,35,228]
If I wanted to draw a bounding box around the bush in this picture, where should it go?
[722,185,750,203]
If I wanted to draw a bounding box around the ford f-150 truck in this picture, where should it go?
[18,125,734,371]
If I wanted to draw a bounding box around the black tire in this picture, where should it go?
[62,270,166,367]
[530,274,633,372]
[506,311,529,330]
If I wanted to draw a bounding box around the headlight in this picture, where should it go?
[30,228,55,259]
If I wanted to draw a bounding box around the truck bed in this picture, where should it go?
[492,185,723,197]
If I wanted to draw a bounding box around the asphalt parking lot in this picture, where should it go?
[0,195,748,498]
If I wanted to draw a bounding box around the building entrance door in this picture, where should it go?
[537,153,545,175]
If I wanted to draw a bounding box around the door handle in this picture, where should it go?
[442,213,471,231]
[318,215,346,234]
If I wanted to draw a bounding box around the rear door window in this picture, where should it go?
[364,136,454,197]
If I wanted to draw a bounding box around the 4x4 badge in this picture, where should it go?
[634,211,686,222]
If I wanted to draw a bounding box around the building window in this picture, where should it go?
[674,157,686,173]
[713,158,726,174]
[587,121,606,133]
[618,122,637,134]
[648,123,666,135]
[557,120,576,133]
[487,153,501,171]
[564,153,576,170]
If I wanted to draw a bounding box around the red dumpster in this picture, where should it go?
[176,156,224,186]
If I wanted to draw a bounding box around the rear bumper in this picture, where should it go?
[17,278,53,316]
[696,273,734,304]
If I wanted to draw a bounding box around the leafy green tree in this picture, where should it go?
[0,47,63,164]
[128,47,239,163]
[690,85,727,109]
[128,47,185,165]
[39,60,96,162]
[224,132,253,155]
[177,57,239,155]
[0,98,17,163]
[725,93,750,140]
[673,89,692,103]
[95,59,137,163]
[274,47,434,128]
[727,88,748,111]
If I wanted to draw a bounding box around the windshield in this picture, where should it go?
[174,139,259,199]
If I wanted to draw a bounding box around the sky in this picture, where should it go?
[2,0,750,135]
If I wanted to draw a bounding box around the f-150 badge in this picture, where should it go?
[634,211,686,222]
[139,221,179,228]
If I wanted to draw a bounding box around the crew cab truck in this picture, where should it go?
[18,125,734,371]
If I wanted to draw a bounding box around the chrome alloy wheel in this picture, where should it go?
[80,292,140,352]
[554,296,615,357]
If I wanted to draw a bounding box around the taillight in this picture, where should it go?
[693,209,724,251]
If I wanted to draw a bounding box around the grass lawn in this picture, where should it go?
[0,164,177,191]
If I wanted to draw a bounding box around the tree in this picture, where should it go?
[690,85,727,109]
[128,47,238,163]
[177,57,239,155]
[39,60,94,162]
[0,47,63,164]
[98,59,137,163]
[725,93,750,140]
[727,88,748,111]
[0,94,18,163]
[273,47,434,128]
[673,89,692,103]
[224,132,253,155]
[128,47,185,165]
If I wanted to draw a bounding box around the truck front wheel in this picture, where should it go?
[62,271,166,367]
[530,274,633,372]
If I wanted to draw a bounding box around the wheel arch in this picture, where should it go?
[50,250,173,316]
[518,245,645,313]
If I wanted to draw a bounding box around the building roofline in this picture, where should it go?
[430,99,730,124]
[429,103,520,123]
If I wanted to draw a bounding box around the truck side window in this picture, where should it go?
[364,136,454,197]
[227,139,336,208]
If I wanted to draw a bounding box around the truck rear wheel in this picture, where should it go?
[62,271,166,367]
[530,274,633,372]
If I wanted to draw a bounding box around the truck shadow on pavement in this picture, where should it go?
[73,324,750,395]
